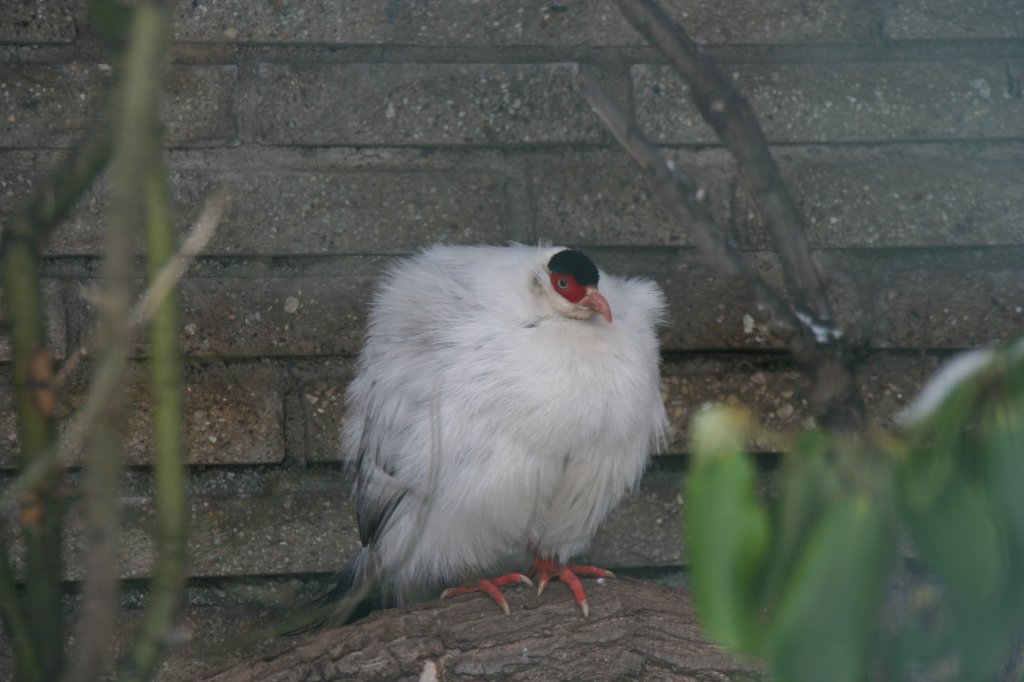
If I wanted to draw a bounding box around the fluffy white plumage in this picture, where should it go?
[339,243,668,607]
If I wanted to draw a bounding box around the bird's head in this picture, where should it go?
[542,249,612,324]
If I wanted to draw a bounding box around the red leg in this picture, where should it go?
[439,572,533,615]
[528,557,616,618]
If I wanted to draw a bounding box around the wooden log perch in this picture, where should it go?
[200,579,760,681]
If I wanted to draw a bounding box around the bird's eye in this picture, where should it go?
[557,278,569,289]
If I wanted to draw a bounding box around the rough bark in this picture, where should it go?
[200,579,761,682]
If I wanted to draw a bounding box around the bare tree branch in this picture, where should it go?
[578,71,816,369]
[576,0,866,431]
[612,0,832,326]
[577,68,863,430]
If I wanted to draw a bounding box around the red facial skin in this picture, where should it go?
[549,272,588,303]
[549,273,613,324]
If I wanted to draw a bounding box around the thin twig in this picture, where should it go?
[51,191,227,391]
[576,68,864,430]
[133,191,224,325]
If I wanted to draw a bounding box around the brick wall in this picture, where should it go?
[2,1,1023,676]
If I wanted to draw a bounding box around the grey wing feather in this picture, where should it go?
[352,391,410,549]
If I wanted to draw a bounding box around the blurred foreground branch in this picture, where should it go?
[69,1,171,678]
[122,67,187,682]
[1,1,199,679]
[0,64,114,682]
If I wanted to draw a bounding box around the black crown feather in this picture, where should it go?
[547,249,600,287]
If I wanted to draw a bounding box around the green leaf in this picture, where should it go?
[759,443,838,602]
[762,496,892,682]
[686,407,770,652]
[901,475,1009,680]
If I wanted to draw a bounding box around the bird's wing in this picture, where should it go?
[350,388,411,548]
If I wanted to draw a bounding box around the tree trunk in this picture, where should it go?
[201,579,761,681]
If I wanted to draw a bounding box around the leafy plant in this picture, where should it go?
[686,337,1024,681]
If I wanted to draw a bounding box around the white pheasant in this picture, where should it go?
[334,243,668,618]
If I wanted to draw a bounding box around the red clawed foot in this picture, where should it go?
[439,573,533,615]
[528,557,616,618]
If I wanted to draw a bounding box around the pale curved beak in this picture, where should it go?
[580,286,612,324]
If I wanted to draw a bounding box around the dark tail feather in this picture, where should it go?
[276,552,378,635]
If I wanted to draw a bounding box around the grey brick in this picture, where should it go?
[885,0,1024,39]
[870,269,1024,349]
[657,0,874,45]
[173,0,873,46]
[60,471,355,579]
[662,352,938,453]
[0,0,76,43]
[735,144,1024,248]
[6,146,514,255]
[172,169,505,255]
[586,465,687,567]
[528,149,733,247]
[63,264,380,361]
[256,62,604,146]
[633,60,1024,144]
[0,151,54,214]
[37,168,506,256]
[162,65,239,146]
[300,362,351,463]
[602,250,791,352]
[0,150,106,254]
[159,362,286,465]
[0,64,237,148]
[177,271,377,358]
[0,362,284,468]
[661,360,808,452]
[0,64,107,148]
